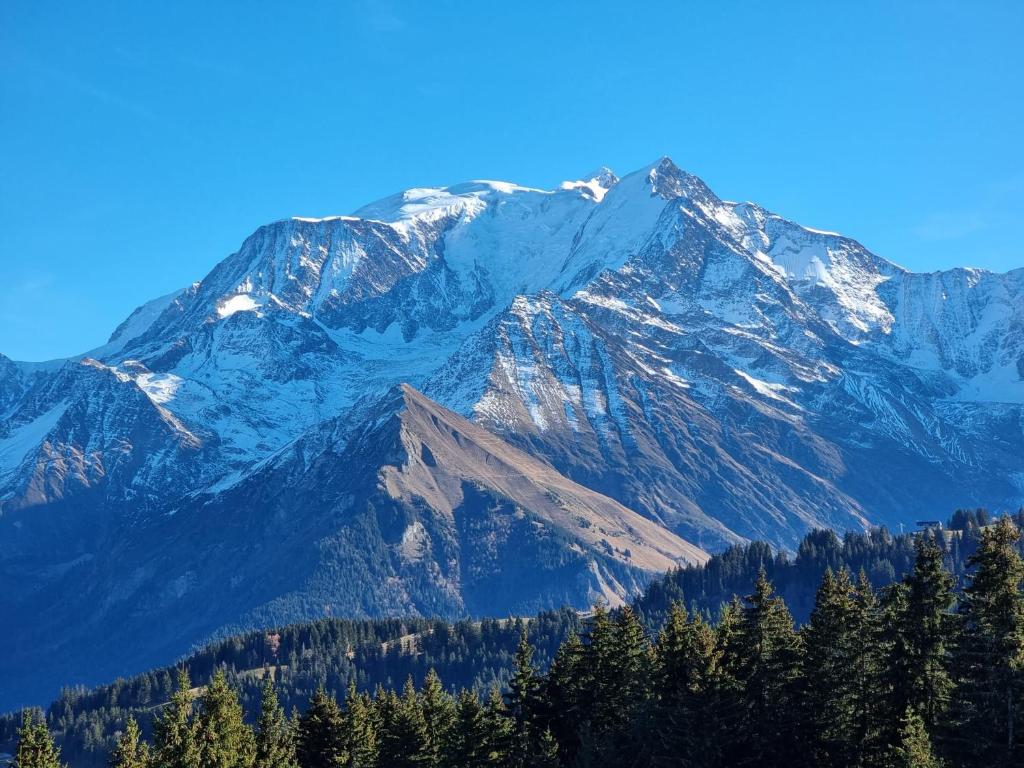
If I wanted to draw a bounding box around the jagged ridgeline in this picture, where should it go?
[4,510,1021,768]
[4,157,1024,711]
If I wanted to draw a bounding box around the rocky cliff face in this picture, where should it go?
[1,158,1021,707]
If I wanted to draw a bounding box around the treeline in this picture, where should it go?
[636,507,1024,628]
[1,613,581,767]
[10,515,1024,767]
[5,509,1024,767]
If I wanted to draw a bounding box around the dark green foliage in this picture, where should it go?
[950,517,1024,766]
[253,676,296,768]
[891,536,957,734]
[296,688,345,768]
[722,569,803,767]
[648,603,724,767]
[444,691,489,768]
[10,512,1024,768]
[340,684,376,768]
[14,710,65,768]
[195,671,254,768]
[889,708,942,768]
[152,671,198,768]
[108,717,148,768]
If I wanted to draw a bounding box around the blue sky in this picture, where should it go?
[2,1,1022,361]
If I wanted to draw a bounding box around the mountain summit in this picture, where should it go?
[1,158,1022,706]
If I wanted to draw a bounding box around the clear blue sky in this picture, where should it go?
[2,1,1022,361]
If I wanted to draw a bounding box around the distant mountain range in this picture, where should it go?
[2,157,1022,708]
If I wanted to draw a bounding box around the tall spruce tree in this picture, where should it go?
[540,631,587,765]
[951,517,1024,766]
[13,711,64,768]
[419,670,454,768]
[195,670,254,768]
[802,568,860,766]
[650,602,723,768]
[153,669,199,768]
[109,717,149,768]
[444,691,489,768]
[254,675,297,768]
[296,687,346,768]
[341,683,377,768]
[726,569,803,767]
[849,570,887,766]
[381,678,429,768]
[506,631,541,768]
[891,535,956,736]
[480,686,512,767]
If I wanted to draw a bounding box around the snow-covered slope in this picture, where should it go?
[1,156,1022,706]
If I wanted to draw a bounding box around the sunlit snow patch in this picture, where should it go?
[217,294,261,319]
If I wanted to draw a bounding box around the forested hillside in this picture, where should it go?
[4,509,1023,768]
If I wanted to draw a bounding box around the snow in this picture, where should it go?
[5,155,1024,520]
[0,401,68,479]
[217,294,261,318]
[135,372,185,404]
[734,369,797,403]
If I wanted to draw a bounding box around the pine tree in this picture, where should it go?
[506,631,541,768]
[110,716,150,768]
[541,631,587,765]
[726,569,803,767]
[341,683,377,768]
[531,728,560,768]
[379,678,429,768]
[296,687,346,768]
[890,535,956,736]
[802,568,858,766]
[13,710,64,768]
[849,570,887,766]
[419,670,455,768]
[195,670,254,768]
[951,517,1024,766]
[578,603,653,762]
[480,686,511,767]
[254,675,297,768]
[444,691,489,768]
[651,602,723,767]
[889,708,942,768]
[153,669,199,768]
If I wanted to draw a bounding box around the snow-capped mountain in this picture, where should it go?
[1,158,1022,706]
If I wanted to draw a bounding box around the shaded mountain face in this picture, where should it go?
[1,158,1022,706]
[0,384,704,707]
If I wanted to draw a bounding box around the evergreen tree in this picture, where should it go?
[849,570,887,766]
[802,568,859,766]
[153,669,199,768]
[13,710,64,768]
[531,728,560,768]
[951,517,1024,766]
[889,708,942,768]
[650,602,723,767]
[420,670,455,768]
[480,686,511,767]
[541,632,587,765]
[254,676,297,768]
[296,688,345,768]
[379,678,429,768]
[444,691,489,768]
[109,717,149,768]
[726,569,803,767]
[341,683,377,768]
[195,670,254,768]
[506,631,541,768]
[891,535,956,735]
